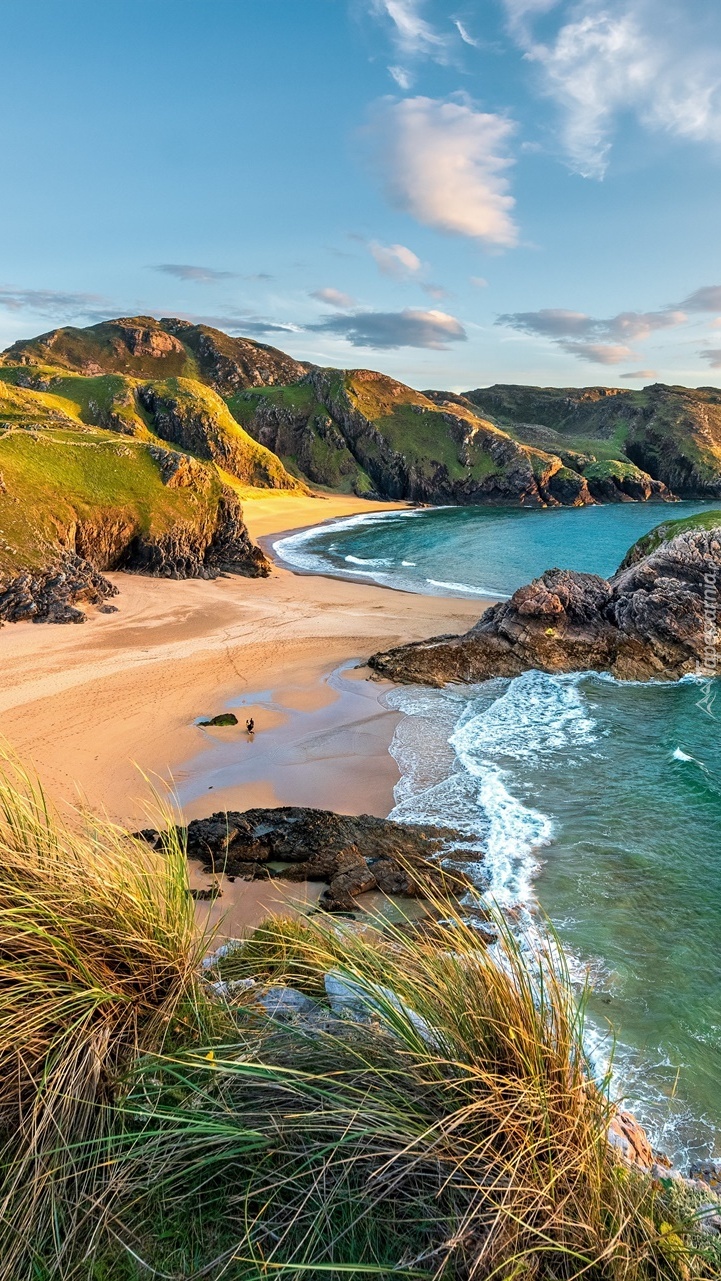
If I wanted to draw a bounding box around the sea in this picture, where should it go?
[275,501,721,1169]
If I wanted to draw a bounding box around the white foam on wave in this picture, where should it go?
[273,508,410,575]
[387,668,721,1166]
[345,554,392,566]
[388,670,597,909]
[426,578,510,599]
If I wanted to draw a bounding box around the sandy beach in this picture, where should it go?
[0,490,486,833]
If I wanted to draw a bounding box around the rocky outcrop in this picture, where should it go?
[583,460,673,504]
[141,806,474,911]
[160,318,309,394]
[119,488,270,580]
[0,555,118,624]
[138,383,299,490]
[369,525,721,685]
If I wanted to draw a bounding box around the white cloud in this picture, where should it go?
[470,275,489,288]
[368,0,448,58]
[310,287,356,308]
[621,368,657,379]
[388,65,412,88]
[499,307,594,336]
[454,19,480,48]
[607,309,686,341]
[497,305,686,342]
[505,0,721,178]
[558,340,635,364]
[496,301,687,364]
[308,306,466,349]
[370,96,518,246]
[369,240,422,278]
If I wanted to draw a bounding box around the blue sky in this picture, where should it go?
[3,0,721,389]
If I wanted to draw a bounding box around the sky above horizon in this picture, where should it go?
[3,0,721,390]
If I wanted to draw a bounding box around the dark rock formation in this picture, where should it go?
[142,806,474,911]
[369,525,721,685]
[119,488,270,580]
[160,318,309,394]
[198,713,238,727]
[0,554,118,624]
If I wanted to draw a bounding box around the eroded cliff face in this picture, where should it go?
[462,382,721,499]
[137,382,301,490]
[368,525,721,685]
[233,369,613,507]
[0,435,269,624]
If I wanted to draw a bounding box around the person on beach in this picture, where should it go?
[246,717,255,734]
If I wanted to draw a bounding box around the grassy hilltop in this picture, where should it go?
[462,383,721,498]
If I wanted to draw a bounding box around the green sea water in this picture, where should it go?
[277,502,721,1166]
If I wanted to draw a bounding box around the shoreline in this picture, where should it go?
[0,490,486,829]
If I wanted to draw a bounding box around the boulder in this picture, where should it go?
[141,806,474,910]
[369,525,721,685]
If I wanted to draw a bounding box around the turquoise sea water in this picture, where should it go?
[273,500,714,599]
[276,503,721,1167]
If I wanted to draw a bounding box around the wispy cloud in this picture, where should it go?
[454,19,480,47]
[388,64,413,88]
[497,303,687,363]
[308,306,466,349]
[185,312,299,336]
[557,340,635,365]
[152,263,237,283]
[504,0,721,178]
[310,287,357,308]
[369,95,518,246]
[421,282,450,299]
[678,284,721,311]
[369,240,422,278]
[0,286,109,319]
[621,368,657,379]
[699,348,721,369]
[368,0,449,58]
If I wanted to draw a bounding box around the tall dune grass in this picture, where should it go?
[0,761,215,1279]
[0,764,714,1279]
[117,909,719,1280]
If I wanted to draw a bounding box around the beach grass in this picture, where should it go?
[0,759,218,1279]
[0,764,716,1279]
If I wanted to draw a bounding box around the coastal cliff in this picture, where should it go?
[460,382,721,499]
[0,428,269,624]
[369,513,721,685]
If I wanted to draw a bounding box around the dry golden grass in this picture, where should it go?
[0,759,215,1279]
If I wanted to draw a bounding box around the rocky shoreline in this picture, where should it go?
[369,523,721,685]
[139,805,476,912]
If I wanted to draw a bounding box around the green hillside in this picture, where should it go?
[461,383,721,498]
